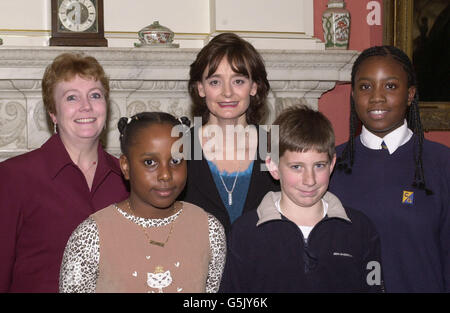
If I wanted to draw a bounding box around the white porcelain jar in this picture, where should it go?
[135,21,179,48]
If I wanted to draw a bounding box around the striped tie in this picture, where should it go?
[381,141,388,150]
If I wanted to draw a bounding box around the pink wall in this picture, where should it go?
[314,0,449,147]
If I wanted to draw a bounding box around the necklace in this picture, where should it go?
[88,160,97,171]
[218,170,240,206]
[79,159,97,173]
[127,200,177,248]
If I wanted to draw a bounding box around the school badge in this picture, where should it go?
[402,191,414,204]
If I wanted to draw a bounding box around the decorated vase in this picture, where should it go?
[322,0,351,49]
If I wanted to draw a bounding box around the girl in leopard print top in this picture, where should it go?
[59,112,226,293]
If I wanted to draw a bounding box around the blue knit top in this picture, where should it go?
[207,160,253,224]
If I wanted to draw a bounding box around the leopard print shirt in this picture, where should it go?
[59,205,226,293]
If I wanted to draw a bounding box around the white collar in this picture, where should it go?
[360,119,413,154]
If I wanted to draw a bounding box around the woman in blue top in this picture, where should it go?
[329,45,450,292]
[179,33,280,232]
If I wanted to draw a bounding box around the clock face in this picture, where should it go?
[58,0,97,32]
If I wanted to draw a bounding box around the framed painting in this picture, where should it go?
[383,0,449,131]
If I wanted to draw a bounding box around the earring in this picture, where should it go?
[54,123,57,134]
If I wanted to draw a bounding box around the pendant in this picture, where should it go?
[149,240,165,247]
[228,192,233,206]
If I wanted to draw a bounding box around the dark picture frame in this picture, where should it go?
[383,0,449,131]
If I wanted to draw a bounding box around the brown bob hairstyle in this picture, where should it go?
[42,53,110,115]
[273,105,335,162]
[188,32,270,125]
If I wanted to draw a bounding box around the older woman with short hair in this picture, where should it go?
[0,53,128,292]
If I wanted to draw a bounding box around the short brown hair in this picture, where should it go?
[188,33,270,125]
[42,53,110,115]
[273,105,335,161]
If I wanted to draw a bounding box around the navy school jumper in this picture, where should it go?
[329,136,450,292]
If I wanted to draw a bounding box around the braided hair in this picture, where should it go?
[118,112,191,157]
[337,45,433,195]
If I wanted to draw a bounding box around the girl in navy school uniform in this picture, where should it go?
[329,45,449,292]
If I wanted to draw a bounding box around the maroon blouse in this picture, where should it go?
[0,135,129,292]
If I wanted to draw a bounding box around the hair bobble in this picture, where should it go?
[178,116,191,128]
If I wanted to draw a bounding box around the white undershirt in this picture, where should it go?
[275,198,328,242]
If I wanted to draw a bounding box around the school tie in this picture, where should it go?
[381,141,388,150]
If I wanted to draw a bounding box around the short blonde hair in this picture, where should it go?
[42,53,110,115]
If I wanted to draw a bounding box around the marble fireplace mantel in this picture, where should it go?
[0,46,358,160]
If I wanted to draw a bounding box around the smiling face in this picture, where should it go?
[268,150,336,212]
[352,56,416,138]
[120,123,187,216]
[50,75,107,143]
[197,57,257,125]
